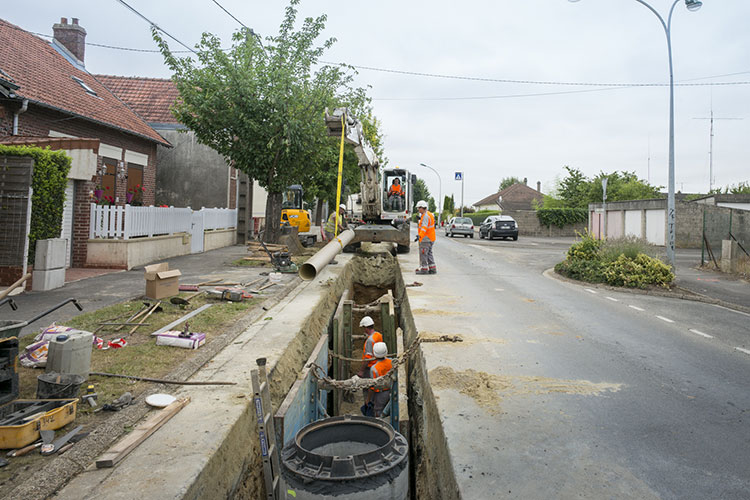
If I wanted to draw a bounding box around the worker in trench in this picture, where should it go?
[365,342,393,418]
[357,316,382,410]
[415,199,437,275]
[323,203,348,242]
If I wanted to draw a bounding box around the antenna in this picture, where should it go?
[694,104,743,192]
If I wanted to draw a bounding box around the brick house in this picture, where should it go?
[96,75,268,241]
[472,181,544,212]
[0,17,169,272]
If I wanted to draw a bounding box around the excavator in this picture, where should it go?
[324,108,414,254]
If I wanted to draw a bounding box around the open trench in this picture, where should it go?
[234,246,459,499]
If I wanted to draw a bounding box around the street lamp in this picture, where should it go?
[418,163,443,226]
[569,0,703,269]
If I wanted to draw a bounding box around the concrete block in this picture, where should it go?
[720,239,739,273]
[32,268,66,291]
[35,238,67,270]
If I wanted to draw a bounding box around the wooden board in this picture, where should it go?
[96,397,190,468]
[274,335,328,448]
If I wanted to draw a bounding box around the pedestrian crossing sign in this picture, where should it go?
[455,172,463,181]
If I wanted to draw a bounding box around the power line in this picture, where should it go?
[322,60,750,88]
[373,86,625,101]
[211,0,248,29]
[114,0,198,55]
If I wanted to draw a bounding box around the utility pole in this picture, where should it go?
[693,108,743,192]
[602,177,608,239]
[455,171,464,217]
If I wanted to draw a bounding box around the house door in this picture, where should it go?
[61,180,75,268]
[191,210,204,253]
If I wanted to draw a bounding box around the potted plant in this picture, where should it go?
[127,184,146,206]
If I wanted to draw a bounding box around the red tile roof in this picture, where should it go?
[0,19,168,145]
[95,75,181,125]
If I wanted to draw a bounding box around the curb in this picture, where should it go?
[543,268,750,315]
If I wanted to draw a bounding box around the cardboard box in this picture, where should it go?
[144,263,181,300]
[155,331,206,349]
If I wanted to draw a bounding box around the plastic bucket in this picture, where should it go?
[36,372,85,399]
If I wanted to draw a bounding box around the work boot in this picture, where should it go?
[428,269,437,274]
[415,269,429,275]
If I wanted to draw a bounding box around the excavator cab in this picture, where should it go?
[280,185,311,233]
[382,169,409,216]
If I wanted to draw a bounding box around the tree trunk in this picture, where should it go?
[315,198,324,226]
[263,191,283,243]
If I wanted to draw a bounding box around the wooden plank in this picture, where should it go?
[343,300,353,378]
[274,334,328,447]
[96,397,190,468]
[396,327,408,437]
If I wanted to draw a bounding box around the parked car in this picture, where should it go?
[479,215,518,240]
[445,217,474,238]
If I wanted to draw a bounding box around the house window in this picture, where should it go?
[71,76,98,97]
[101,157,118,197]
[127,163,144,205]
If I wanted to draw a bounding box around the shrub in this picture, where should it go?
[566,230,602,261]
[537,208,588,228]
[465,210,500,226]
[555,258,605,283]
[0,145,71,264]
[599,236,661,263]
[603,253,674,288]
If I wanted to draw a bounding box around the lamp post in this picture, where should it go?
[419,163,442,226]
[569,0,703,269]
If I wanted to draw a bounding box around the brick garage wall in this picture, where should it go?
[506,210,587,237]
[2,103,159,267]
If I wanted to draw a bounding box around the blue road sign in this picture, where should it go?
[455,172,463,181]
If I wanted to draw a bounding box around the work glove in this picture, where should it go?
[414,235,419,242]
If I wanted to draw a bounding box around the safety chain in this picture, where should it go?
[308,334,463,392]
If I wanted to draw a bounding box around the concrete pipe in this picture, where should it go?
[281,415,409,499]
[299,229,355,280]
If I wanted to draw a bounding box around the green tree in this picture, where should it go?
[557,166,590,209]
[412,177,431,211]
[711,181,750,194]
[498,176,522,191]
[589,171,661,203]
[154,0,367,242]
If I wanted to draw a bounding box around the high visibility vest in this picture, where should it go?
[369,358,393,392]
[418,210,436,242]
[362,331,383,368]
[389,184,403,196]
[324,212,342,235]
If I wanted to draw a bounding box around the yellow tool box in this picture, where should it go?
[0,398,78,449]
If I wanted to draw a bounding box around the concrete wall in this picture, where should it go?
[155,128,231,210]
[203,228,236,252]
[86,233,190,269]
[508,210,587,237]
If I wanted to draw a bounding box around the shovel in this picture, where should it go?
[42,425,83,455]
[170,291,205,306]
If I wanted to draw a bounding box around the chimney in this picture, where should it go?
[537,181,541,192]
[523,177,527,186]
[53,17,86,64]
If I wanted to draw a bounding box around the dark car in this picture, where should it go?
[479,215,518,240]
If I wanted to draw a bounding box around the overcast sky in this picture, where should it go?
[5,0,749,205]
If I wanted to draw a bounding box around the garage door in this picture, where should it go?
[60,180,75,268]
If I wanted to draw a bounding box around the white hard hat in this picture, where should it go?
[373,342,387,359]
[339,204,346,210]
[416,200,428,209]
[359,316,374,327]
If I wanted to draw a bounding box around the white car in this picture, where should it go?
[445,217,474,238]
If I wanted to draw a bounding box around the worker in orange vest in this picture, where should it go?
[358,316,382,378]
[415,200,436,275]
[387,178,404,211]
[366,342,393,417]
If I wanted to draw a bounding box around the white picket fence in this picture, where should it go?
[89,204,237,240]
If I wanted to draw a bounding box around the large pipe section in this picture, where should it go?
[299,229,355,280]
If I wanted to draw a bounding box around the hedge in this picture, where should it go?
[464,210,500,225]
[536,208,588,228]
[0,145,71,264]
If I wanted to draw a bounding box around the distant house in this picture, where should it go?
[473,181,543,212]
[0,17,169,270]
[97,75,268,240]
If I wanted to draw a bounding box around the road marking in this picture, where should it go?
[656,315,674,323]
[735,347,750,356]
[585,289,597,294]
[606,296,618,302]
[629,305,645,311]
[530,242,539,246]
[495,288,505,292]
[689,329,713,339]
[712,304,750,318]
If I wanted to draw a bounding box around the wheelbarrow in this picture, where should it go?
[0,298,18,311]
[0,299,83,339]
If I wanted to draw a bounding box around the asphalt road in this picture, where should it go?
[417,234,750,499]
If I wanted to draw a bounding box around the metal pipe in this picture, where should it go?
[12,99,28,135]
[299,229,355,280]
